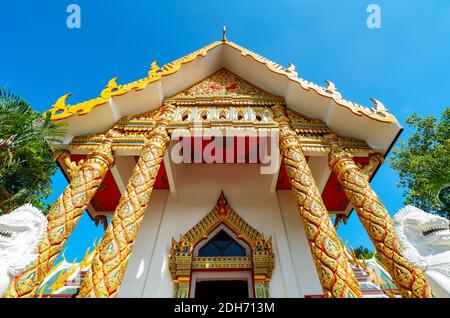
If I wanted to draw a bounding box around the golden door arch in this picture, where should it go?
[168,192,275,298]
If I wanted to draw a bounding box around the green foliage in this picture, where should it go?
[390,108,450,219]
[0,89,67,215]
[353,245,374,259]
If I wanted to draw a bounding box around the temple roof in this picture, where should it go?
[47,36,402,154]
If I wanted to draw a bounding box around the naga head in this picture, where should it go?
[0,204,47,276]
[393,205,450,269]
[394,206,450,247]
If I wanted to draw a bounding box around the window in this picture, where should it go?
[198,230,246,257]
[181,113,189,121]
[219,112,227,120]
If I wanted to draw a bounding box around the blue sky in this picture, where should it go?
[1,1,449,261]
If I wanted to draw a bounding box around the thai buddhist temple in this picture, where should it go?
[3,30,433,298]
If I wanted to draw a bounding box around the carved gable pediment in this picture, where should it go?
[166,69,284,105]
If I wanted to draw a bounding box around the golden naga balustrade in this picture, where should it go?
[76,104,176,298]
[3,132,116,298]
[326,135,433,298]
[271,104,363,298]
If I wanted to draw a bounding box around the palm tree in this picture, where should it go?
[0,88,67,214]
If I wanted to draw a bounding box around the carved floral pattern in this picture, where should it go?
[172,69,279,101]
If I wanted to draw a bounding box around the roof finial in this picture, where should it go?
[217,191,228,217]
[222,25,227,42]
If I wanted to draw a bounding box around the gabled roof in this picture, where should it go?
[47,36,402,154]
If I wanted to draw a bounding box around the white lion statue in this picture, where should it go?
[393,205,450,298]
[0,204,47,297]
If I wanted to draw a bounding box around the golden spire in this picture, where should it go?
[222,25,227,42]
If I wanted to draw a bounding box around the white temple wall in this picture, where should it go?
[276,190,323,296]
[119,164,322,298]
[118,190,169,297]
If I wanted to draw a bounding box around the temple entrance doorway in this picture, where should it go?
[189,224,255,298]
[169,192,274,298]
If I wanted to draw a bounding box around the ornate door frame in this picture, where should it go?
[168,192,275,298]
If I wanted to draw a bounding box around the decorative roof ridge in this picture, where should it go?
[47,41,223,120]
[223,41,397,123]
[46,37,398,124]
